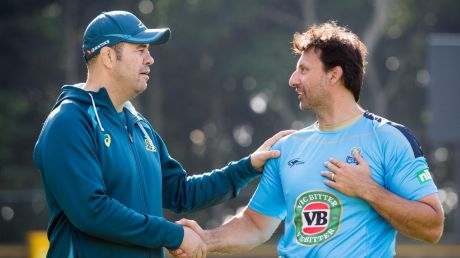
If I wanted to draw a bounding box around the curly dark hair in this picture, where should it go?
[293,21,367,101]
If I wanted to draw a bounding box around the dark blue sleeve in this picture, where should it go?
[33,105,183,249]
[153,133,260,213]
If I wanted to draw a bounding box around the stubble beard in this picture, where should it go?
[299,90,331,114]
[301,76,332,112]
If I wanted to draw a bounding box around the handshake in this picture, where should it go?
[169,219,209,258]
[166,130,296,257]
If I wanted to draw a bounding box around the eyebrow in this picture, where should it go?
[136,44,149,49]
[298,63,307,69]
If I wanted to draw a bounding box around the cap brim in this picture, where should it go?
[126,28,171,45]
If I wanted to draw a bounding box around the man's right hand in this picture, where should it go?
[173,225,207,258]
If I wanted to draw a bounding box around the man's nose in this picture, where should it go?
[145,51,154,65]
[288,71,298,88]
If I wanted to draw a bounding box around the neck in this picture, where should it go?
[315,96,364,131]
[84,70,126,112]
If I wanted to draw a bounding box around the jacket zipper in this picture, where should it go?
[118,112,151,258]
[127,131,150,213]
[127,131,152,258]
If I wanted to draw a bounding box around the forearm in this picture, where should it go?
[206,217,264,253]
[76,202,183,248]
[362,183,444,243]
[163,156,260,213]
[43,159,183,248]
[52,187,184,249]
[204,208,279,254]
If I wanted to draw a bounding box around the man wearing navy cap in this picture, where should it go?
[33,11,293,258]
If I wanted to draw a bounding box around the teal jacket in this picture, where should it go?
[33,84,260,258]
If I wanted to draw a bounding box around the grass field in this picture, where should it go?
[2,244,460,258]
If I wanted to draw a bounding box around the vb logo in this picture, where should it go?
[302,202,329,234]
[294,191,342,245]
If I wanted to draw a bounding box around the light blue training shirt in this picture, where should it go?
[249,112,437,258]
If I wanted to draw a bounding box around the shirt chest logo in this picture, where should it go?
[104,134,111,147]
[288,158,305,168]
[294,190,342,246]
[345,147,361,165]
[144,136,157,152]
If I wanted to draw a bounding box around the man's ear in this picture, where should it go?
[100,47,116,69]
[329,66,343,85]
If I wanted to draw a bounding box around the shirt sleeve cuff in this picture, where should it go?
[238,155,260,178]
[227,156,260,189]
[162,221,184,249]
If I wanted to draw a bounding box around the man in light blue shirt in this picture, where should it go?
[247,111,437,257]
[173,21,444,258]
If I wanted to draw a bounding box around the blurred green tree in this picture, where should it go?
[1,0,460,244]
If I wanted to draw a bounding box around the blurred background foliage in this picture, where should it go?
[1,0,460,250]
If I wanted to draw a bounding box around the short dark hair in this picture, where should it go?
[86,42,124,66]
[293,21,367,101]
[111,43,124,61]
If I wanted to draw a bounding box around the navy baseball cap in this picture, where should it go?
[82,11,171,60]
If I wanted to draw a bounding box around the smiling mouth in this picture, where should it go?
[295,87,305,97]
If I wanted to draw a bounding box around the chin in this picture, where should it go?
[137,87,147,95]
[300,103,315,112]
[299,103,308,110]
[137,83,148,92]
[130,87,146,99]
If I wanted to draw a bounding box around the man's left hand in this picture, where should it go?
[250,130,296,172]
[321,150,378,198]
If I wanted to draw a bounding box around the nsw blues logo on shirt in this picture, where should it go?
[345,147,361,165]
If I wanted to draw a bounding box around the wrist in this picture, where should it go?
[247,155,261,172]
[240,156,261,176]
[164,221,184,250]
[203,230,215,252]
[358,180,382,203]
